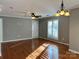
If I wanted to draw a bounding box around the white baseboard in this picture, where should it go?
[39,37,69,46]
[1,38,39,43]
[0,38,33,43]
[69,49,79,54]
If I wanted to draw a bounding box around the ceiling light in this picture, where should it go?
[55,0,70,16]
[64,11,70,16]
[32,17,36,19]
[60,10,65,15]
[55,12,60,16]
[31,13,41,19]
[31,13,36,19]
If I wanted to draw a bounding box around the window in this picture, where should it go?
[48,20,58,40]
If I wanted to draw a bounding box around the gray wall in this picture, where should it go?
[39,17,48,38]
[3,17,32,41]
[39,16,69,44]
[59,16,69,44]
[69,8,79,52]
[0,18,3,42]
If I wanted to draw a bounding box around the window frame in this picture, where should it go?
[47,19,59,40]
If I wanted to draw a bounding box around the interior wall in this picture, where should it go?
[39,16,69,44]
[59,16,69,44]
[0,18,3,56]
[69,8,79,52]
[3,17,32,41]
[0,18,3,42]
[39,18,48,38]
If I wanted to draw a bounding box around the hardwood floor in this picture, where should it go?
[0,56,2,59]
[1,38,79,59]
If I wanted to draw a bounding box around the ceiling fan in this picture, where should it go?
[31,13,41,19]
[9,7,42,19]
[10,10,42,19]
[17,11,41,19]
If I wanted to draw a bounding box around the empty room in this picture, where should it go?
[0,0,79,59]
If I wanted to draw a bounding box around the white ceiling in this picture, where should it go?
[0,0,79,17]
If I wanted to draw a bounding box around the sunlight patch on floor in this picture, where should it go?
[26,43,49,59]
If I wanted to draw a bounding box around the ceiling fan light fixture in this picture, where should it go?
[32,16,36,19]
[31,13,41,19]
[31,13,35,17]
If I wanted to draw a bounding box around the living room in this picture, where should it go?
[0,0,79,59]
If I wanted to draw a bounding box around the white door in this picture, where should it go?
[32,20,38,38]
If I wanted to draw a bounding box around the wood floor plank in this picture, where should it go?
[1,38,79,59]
